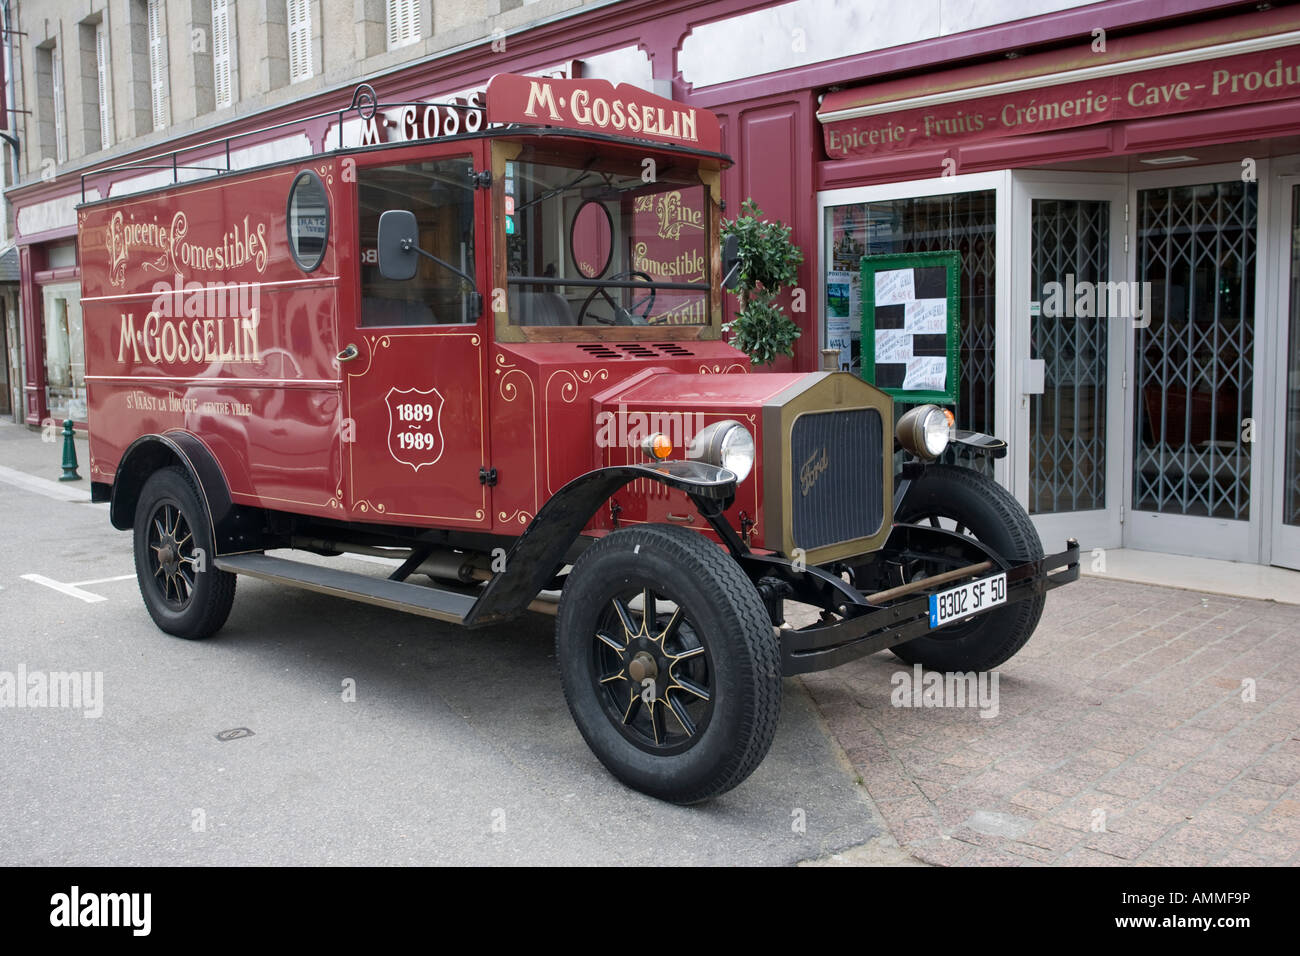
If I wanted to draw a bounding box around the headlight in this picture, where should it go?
[688,419,755,482]
[896,404,953,460]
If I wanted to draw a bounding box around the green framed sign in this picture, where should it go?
[860,250,961,405]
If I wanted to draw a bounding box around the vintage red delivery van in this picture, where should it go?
[78,75,1078,802]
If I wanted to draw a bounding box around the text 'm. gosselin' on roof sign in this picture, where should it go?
[485,74,722,153]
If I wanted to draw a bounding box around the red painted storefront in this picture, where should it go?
[9,0,1278,429]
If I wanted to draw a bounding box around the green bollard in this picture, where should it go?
[59,419,82,481]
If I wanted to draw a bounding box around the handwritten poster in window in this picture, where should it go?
[860,251,960,405]
[825,269,855,370]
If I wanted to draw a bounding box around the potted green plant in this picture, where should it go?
[720,199,804,366]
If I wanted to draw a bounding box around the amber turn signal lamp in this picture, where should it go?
[642,433,673,460]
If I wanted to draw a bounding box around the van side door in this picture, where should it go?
[338,142,492,527]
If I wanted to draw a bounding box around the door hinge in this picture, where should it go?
[469,169,492,189]
[1121,369,1127,389]
[478,466,498,486]
[1119,504,1126,524]
[1123,233,1129,254]
[1124,202,1129,222]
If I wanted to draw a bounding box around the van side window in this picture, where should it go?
[286,170,330,272]
[358,157,477,326]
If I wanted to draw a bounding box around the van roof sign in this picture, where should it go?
[79,75,723,205]
[485,73,721,153]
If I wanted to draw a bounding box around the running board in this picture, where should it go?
[214,553,475,624]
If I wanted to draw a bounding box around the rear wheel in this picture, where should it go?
[133,466,236,640]
[556,524,782,803]
[889,464,1044,672]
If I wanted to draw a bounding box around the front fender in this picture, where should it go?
[463,461,736,627]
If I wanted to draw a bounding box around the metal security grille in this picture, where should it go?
[1030,199,1109,514]
[1133,181,1256,520]
[884,192,997,476]
[1286,186,1300,527]
[790,408,883,551]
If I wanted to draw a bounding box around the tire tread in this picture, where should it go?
[892,464,1044,671]
[556,524,781,804]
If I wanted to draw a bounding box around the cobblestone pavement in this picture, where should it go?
[793,576,1300,866]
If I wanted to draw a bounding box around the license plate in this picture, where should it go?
[928,573,1007,628]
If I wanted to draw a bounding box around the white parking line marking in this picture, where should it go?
[0,464,91,502]
[20,574,108,603]
[69,574,136,587]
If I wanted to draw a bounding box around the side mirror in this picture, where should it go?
[377,209,419,281]
[721,233,742,291]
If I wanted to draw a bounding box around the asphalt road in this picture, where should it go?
[0,441,882,865]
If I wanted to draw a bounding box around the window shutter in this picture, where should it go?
[148,0,169,131]
[96,23,112,150]
[387,0,420,51]
[288,0,312,84]
[52,43,68,163]
[212,0,232,108]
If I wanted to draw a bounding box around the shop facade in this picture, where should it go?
[9,0,1296,566]
[811,2,1300,569]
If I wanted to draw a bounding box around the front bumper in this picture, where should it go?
[779,539,1080,675]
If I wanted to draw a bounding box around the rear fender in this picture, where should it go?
[109,432,263,554]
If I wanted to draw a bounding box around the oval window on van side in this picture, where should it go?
[286,170,329,272]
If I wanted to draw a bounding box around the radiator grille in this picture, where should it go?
[790,408,883,551]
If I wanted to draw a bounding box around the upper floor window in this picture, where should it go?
[147,0,169,130]
[386,0,421,51]
[52,42,68,163]
[288,0,313,83]
[213,0,236,108]
[89,21,113,150]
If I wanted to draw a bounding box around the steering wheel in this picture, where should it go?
[577,271,658,326]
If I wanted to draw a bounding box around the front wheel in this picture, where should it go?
[556,524,782,804]
[889,464,1045,672]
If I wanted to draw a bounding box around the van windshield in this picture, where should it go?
[503,149,710,327]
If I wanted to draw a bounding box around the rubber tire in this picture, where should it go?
[556,524,782,804]
[133,466,236,640]
[890,464,1045,672]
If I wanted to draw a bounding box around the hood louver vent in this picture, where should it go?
[574,343,697,359]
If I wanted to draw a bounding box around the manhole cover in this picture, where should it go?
[215,727,255,741]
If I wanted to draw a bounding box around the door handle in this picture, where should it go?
[337,344,359,362]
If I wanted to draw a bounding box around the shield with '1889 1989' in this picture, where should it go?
[386,386,445,471]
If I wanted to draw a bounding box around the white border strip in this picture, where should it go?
[817,30,1300,123]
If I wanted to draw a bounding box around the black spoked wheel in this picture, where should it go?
[145,501,199,609]
[557,524,781,804]
[133,466,236,640]
[590,586,715,756]
[888,464,1045,671]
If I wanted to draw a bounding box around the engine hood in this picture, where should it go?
[595,369,894,563]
